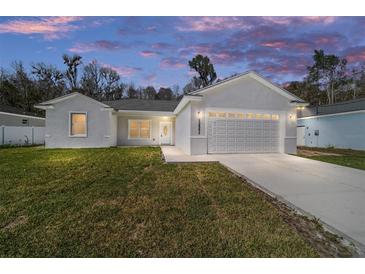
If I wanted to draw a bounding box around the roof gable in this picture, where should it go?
[189,71,305,103]
[35,92,112,109]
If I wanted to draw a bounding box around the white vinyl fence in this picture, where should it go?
[0,126,45,146]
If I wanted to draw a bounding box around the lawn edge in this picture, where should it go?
[219,162,365,258]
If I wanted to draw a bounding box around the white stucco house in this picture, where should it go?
[0,104,45,127]
[297,98,365,150]
[35,71,306,155]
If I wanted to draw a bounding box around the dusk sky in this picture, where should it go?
[1,16,365,88]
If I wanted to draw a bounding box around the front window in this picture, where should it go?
[70,112,87,137]
[128,120,151,139]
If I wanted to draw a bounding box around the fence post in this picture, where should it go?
[31,127,34,145]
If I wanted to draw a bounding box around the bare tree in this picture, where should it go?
[62,54,82,91]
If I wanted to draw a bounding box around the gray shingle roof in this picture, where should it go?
[103,99,179,112]
[0,104,44,118]
[298,97,365,118]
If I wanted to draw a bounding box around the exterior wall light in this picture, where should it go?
[197,111,202,135]
[289,113,296,121]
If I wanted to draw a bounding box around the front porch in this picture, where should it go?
[116,114,175,146]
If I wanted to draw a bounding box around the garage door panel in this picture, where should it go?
[208,116,279,153]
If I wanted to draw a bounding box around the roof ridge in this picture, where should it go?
[314,97,365,107]
[103,98,179,102]
[187,70,305,102]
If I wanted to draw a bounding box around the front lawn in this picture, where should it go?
[0,147,346,257]
[297,146,365,171]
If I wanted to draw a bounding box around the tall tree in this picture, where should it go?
[349,66,365,100]
[113,82,127,100]
[100,66,120,100]
[188,54,217,88]
[307,49,347,104]
[156,87,173,100]
[142,86,157,100]
[31,62,66,100]
[126,83,139,99]
[171,84,180,99]
[10,62,38,111]
[62,54,82,91]
[285,80,325,106]
[80,60,102,98]
[0,68,21,107]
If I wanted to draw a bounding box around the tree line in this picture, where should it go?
[0,53,217,114]
[0,56,181,114]
[1,49,365,114]
[286,49,365,105]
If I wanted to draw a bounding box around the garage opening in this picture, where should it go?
[207,112,280,153]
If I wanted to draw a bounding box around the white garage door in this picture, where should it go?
[207,112,280,153]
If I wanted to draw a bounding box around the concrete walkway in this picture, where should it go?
[161,146,217,163]
[161,146,365,249]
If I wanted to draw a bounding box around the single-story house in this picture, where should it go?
[35,71,306,154]
[297,98,365,150]
[0,104,45,127]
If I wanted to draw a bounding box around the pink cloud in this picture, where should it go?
[139,50,158,57]
[176,17,337,33]
[177,17,252,32]
[160,57,186,69]
[101,63,142,77]
[261,40,288,49]
[343,47,365,63]
[0,16,82,40]
[178,44,245,65]
[300,16,337,24]
[151,42,175,50]
[259,33,344,52]
[69,40,124,53]
[263,16,336,26]
[250,55,310,77]
[115,67,141,77]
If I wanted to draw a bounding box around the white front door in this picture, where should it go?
[159,122,172,145]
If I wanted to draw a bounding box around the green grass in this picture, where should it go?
[0,147,318,257]
[298,146,365,171]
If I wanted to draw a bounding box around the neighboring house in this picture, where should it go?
[297,98,365,150]
[35,71,306,154]
[0,104,45,127]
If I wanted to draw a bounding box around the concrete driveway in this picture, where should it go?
[161,146,365,248]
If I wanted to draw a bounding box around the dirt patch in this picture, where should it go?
[2,215,28,231]
[267,197,357,257]
[298,149,342,157]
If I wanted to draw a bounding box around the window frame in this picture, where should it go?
[128,119,152,140]
[69,111,88,138]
